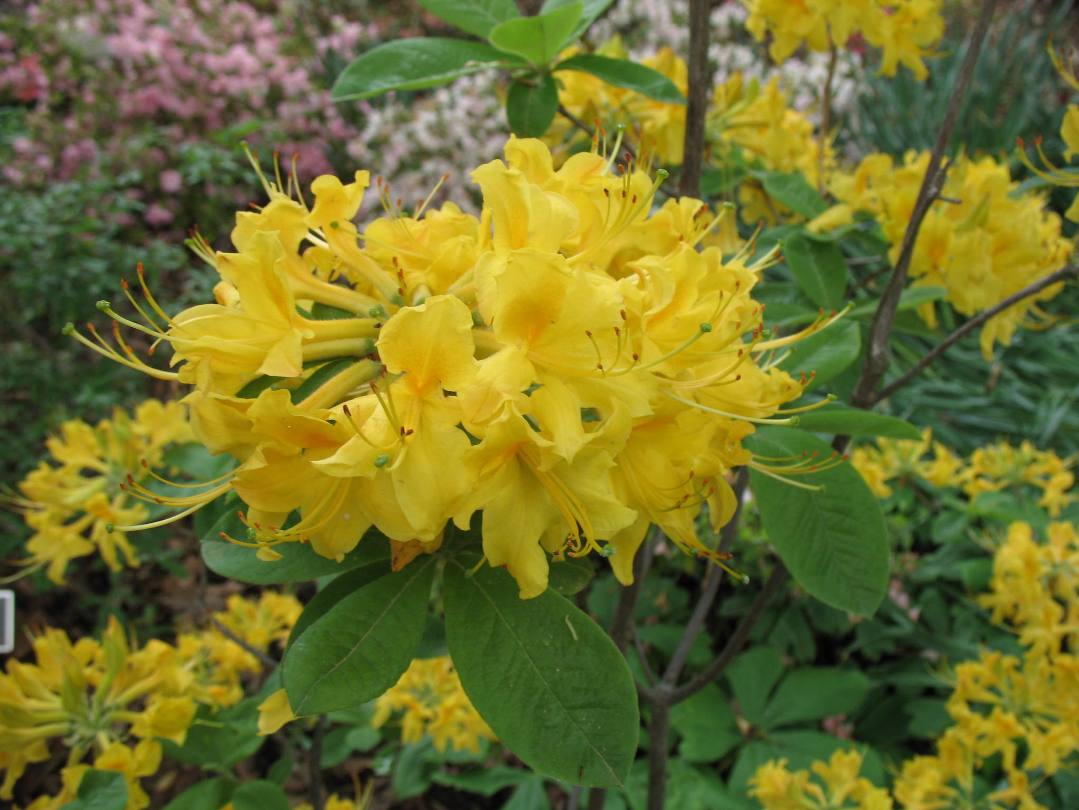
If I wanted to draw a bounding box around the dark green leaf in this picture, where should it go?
[162,692,267,769]
[780,319,861,388]
[554,55,684,103]
[433,766,531,796]
[444,561,638,787]
[669,683,741,763]
[762,668,871,729]
[201,511,389,584]
[795,406,923,440]
[748,427,889,615]
[332,39,511,101]
[506,73,559,136]
[283,558,436,715]
[725,646,784,728]
[61,771,127,810]
[755,171,828,218]
[230,781,289,810]
[287,561,392,646]
[419,0,520,38]
[503,776,552,810]
[783,233,847,310]
[392,740,438,799]
[848,285,946,319]
[162,779,235,810]
[320,724,381,768]
[548,557,595,595]
[489,2,582,65]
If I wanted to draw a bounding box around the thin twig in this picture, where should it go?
[849,0,999,408]
[818,44,838,194]
[557,105,637,162]
[873,264,1078,404]
[678,0,715,197]
[212,618,277,669]
[669,566,789,703]
[308,716,326,810]
[633,628,660,685]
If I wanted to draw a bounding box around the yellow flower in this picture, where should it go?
[5,400,191,583]
[749,750,892,810]
[77,135,824,599]
[373,657,495,753]
[257,688,296,736]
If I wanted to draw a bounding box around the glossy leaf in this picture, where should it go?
[783,232,847,310]
[444,561,638,787]
[780,319,861,388]
[489,2,582,65]
[286,561,392,646]
[748,427,889,615]
[283,558,435,715]
[554,54,685,103]
[419,0,519,38]
[332,39,510,101]
[506,73,559,136]
[548,556,595,595]
[795,406,922,440]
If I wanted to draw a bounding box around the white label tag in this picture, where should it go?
[0,590,14,653]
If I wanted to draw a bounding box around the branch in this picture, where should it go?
[668,565,789,703]
[849,0,999,408]
[873,263,1078,404]
[558,104,636,163]
[308,716,326,810]
[678,0,715,197]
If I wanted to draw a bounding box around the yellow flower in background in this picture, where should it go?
[749,749,893,810]
[0,618,195,804]
[78,135,831,599]
[743,0,944,80]
[4,400,192,583]
[372,656,495,753]
[815,151,1072,358]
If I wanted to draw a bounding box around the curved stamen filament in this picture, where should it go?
[64,323,178,381]
[664,392,800,425]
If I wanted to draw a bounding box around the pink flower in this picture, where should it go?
[159,169,183,193]
[144,203,174,226]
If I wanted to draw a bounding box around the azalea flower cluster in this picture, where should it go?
[2,592,299,807]
[372,656,495,754]
[742,0,945,80]
[79,136,828,598]
[812,152,1073,358]
[751,519,1079,810]
[5,399,191,583]
[849,431,1074,517]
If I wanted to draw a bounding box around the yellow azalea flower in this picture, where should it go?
[78,135,821,598]
[373,657,495,753]
[743,0,943,80]
[749,749,892,810]
[4,399,191,583]
[820,151,1072,358]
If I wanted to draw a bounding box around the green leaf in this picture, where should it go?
[61,770,127,810]
[754,170,828,218]
[783,232,847,310]
[729,732,874,795]
[725,646,784,728]
[848,285,946,319]
[780,319,861,388]
[669,683,741,763]
[419,0,520,38]
[283,558,436,715]
[794,406,923,440]
[503,776,552,810]
[748,427,889,615]
[201,510,389,584]
[506,73,559,136]
[541,0,613,39]
[433,766,531,796]
[489,2,583,65]
[162,779,235,810]
[162,693,266,769]
[762,668,872,729]
[393,740,438,799]
[554,55,684,103]
[230,781,289,810]
[548,557,595,595]
[444,561,638,787]
[286,561,392,646]
[321,724,381,768]
[332,39,511,101]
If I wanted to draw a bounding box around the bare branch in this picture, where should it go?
[850,0,999,408]
[212,618,278,670]
[873,263,1078,404]
[678,0,715,197]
